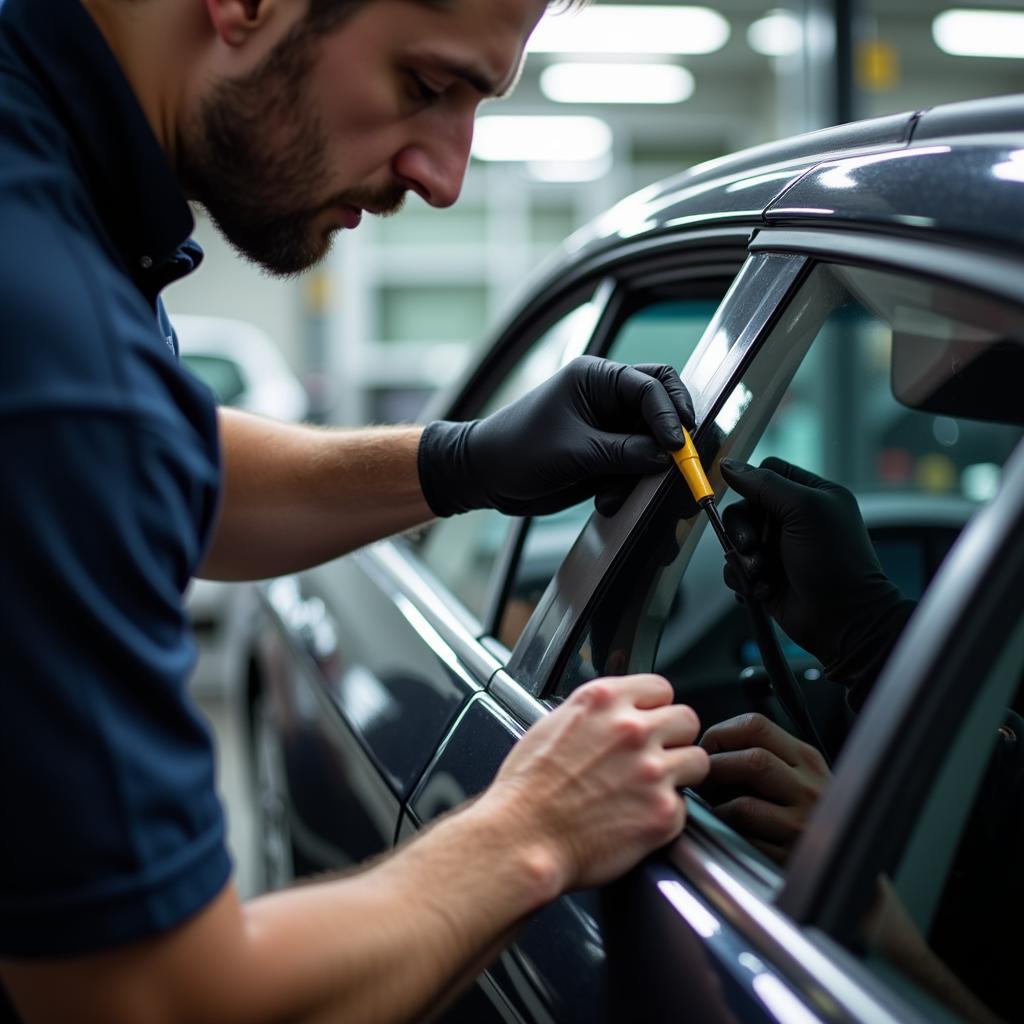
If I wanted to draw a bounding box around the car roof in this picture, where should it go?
[537,93,1024,287]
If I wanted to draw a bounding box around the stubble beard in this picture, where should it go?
[178,20,406,278]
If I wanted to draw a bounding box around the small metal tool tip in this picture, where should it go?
[700,496,736,556]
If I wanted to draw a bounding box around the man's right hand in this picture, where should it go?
[719,457,916,708]
[487,675,709,892]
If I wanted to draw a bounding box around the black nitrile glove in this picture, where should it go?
[720,457,916,709]
[418,356,694,518]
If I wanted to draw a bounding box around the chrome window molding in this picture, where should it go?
[505,252,809,695]
[487,668,547,728]
[685,800,783,901]
[670,833,932,1024]
[355,540,502,688]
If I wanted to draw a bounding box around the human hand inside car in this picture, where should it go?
[699,715,1002,1021]
[699,712,831,864]
[418,356,694,519]
[719,457,917,709]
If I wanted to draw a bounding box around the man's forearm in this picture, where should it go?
[4,677,709,1024]
[237,802,560,1024]
[2,798,561,1024]
[199,409,434,581]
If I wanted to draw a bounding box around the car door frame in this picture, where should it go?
[488,225,1024,1021]
[392,224,755,656]
[478,228,754,646]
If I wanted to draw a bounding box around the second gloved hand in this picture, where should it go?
[418,356,694,518]
[720,457,916,708]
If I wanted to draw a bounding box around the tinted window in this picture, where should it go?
[415,295,602,620]
[553,261,1024,770]
[495,296,726,649]
[855,615,1024,1022]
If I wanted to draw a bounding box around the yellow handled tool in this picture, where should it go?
[671,426,831,766]
[671,428,714,503]
[672,428,733,552]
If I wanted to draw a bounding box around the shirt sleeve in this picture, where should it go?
[0,409,231,957]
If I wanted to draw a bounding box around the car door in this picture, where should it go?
[412,224,1024,1022]
[251,282,611,890]
[403,244,786,1024]
[251,228,745,902]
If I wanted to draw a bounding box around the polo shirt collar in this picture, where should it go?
[3,0,196,288]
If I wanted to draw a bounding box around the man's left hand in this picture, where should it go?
[418,356,694,518]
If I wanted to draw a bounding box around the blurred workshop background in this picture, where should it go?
[166,1,1024,432]
[162,0,1024,896]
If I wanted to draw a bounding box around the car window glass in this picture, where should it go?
[414,296,600,620]
[552,261,1024,851]
[853,615,1024,1023]
[181,353,247,406]
[496,297,726,650]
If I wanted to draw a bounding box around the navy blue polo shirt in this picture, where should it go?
[0,0,231,976]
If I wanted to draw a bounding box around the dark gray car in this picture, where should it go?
[245,94,1024,1023]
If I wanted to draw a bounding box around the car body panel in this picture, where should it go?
[257,550,491,872]
[911,93,1024,141]
[535,112,918,284]
[409,692,841,1024]
[766,136,1024,252]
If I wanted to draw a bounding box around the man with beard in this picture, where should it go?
[0,0,712,1021]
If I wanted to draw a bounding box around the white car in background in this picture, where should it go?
[175,314,309,697]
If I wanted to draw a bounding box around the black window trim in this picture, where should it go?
[780,439,1024,935]
[504,251,810,695]
[403,228,755,655]
[480,252,749,641]
[751,227,1024,307]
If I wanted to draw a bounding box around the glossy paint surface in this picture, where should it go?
[767,140,1024,251]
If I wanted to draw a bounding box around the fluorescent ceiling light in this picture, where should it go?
[528,5,729,56]
[933,9,1024,58]
[472,115,612,163]
[528,154,613,182]
[748,10,803,57]
[540,62,694,104]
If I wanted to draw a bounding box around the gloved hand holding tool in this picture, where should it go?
[672,435,830,761]
[418,355,695,518]
[719,457,917,711]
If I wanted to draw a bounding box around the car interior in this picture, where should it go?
[544,263,1022,747]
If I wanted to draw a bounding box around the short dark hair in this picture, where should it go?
[303,0,585,34]
[303,0,446,32]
